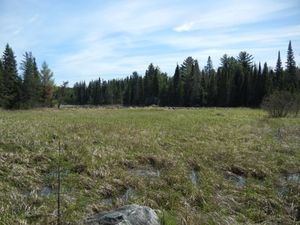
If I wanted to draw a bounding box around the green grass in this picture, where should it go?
[0,107,299,224]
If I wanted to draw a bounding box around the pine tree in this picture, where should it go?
[2,44,21,109]
[179,57,194,106]
[237,51,253,72]
[286,40,297,91]
[40,61,54,106]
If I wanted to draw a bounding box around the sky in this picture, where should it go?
[0,0,300,85]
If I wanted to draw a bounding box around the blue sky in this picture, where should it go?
[0,0,300,85]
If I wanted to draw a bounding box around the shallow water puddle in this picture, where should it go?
[129,166,160,178]
[39,185,72,197]
[121,187,134,202]
[190,169,198,186]
[40,186,54,196]
[39,169,72,197]
[101,187,135,206]
[224,171,246,187]
[277,173,300,197]
[286,173,300,182]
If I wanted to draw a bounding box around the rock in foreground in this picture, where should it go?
[86,204,160,225]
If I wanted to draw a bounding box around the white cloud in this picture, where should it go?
[174,22,195,32]
[0,0,299,85]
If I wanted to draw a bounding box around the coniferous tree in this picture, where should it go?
[2,44,21,109]
[129,72,141,105]
[237,52,253,71]
[237,52,253,106]
[218,55,230,106]
[181,57,194,106]
[40,61,54,106]
[159,73,169,106]
[123,77,131,105]
[2,41,296,109]
[144,63,155,105]
[191,60,202,106]
[263,62,272,96]
[152,68,160,102]
[173,64,184,106]
[205,56,217,105]
[21,52,41,107]
[286,40,297,91]
[204,56,214,76]
[199,71,207,106]
[275,51,284,90]
[0,59,3,106]
[57,81,68,108]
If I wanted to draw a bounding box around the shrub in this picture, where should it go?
[261,91,295,117]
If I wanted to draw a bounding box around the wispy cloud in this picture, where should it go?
[0,0,299,85]
[173,0,294,32]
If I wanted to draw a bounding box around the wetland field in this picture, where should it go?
[0,107,299,224]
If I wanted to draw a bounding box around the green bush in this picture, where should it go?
[261,91,300,117]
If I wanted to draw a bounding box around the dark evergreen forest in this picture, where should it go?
[0,41,299,109]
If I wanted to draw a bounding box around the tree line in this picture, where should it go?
[70,41,299,107]
[0,41,299,109]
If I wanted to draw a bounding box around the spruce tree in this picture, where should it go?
[263,62,272,96]
[286,40,297,91]
[153,68,160,99]
[173,64,184,106]
[21,52,41,107]
[144,63,158,105]
[2,44,21,109]
[275,51,283,90]
[204,56,214,76]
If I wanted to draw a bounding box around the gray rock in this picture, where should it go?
[86,204,160,225]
